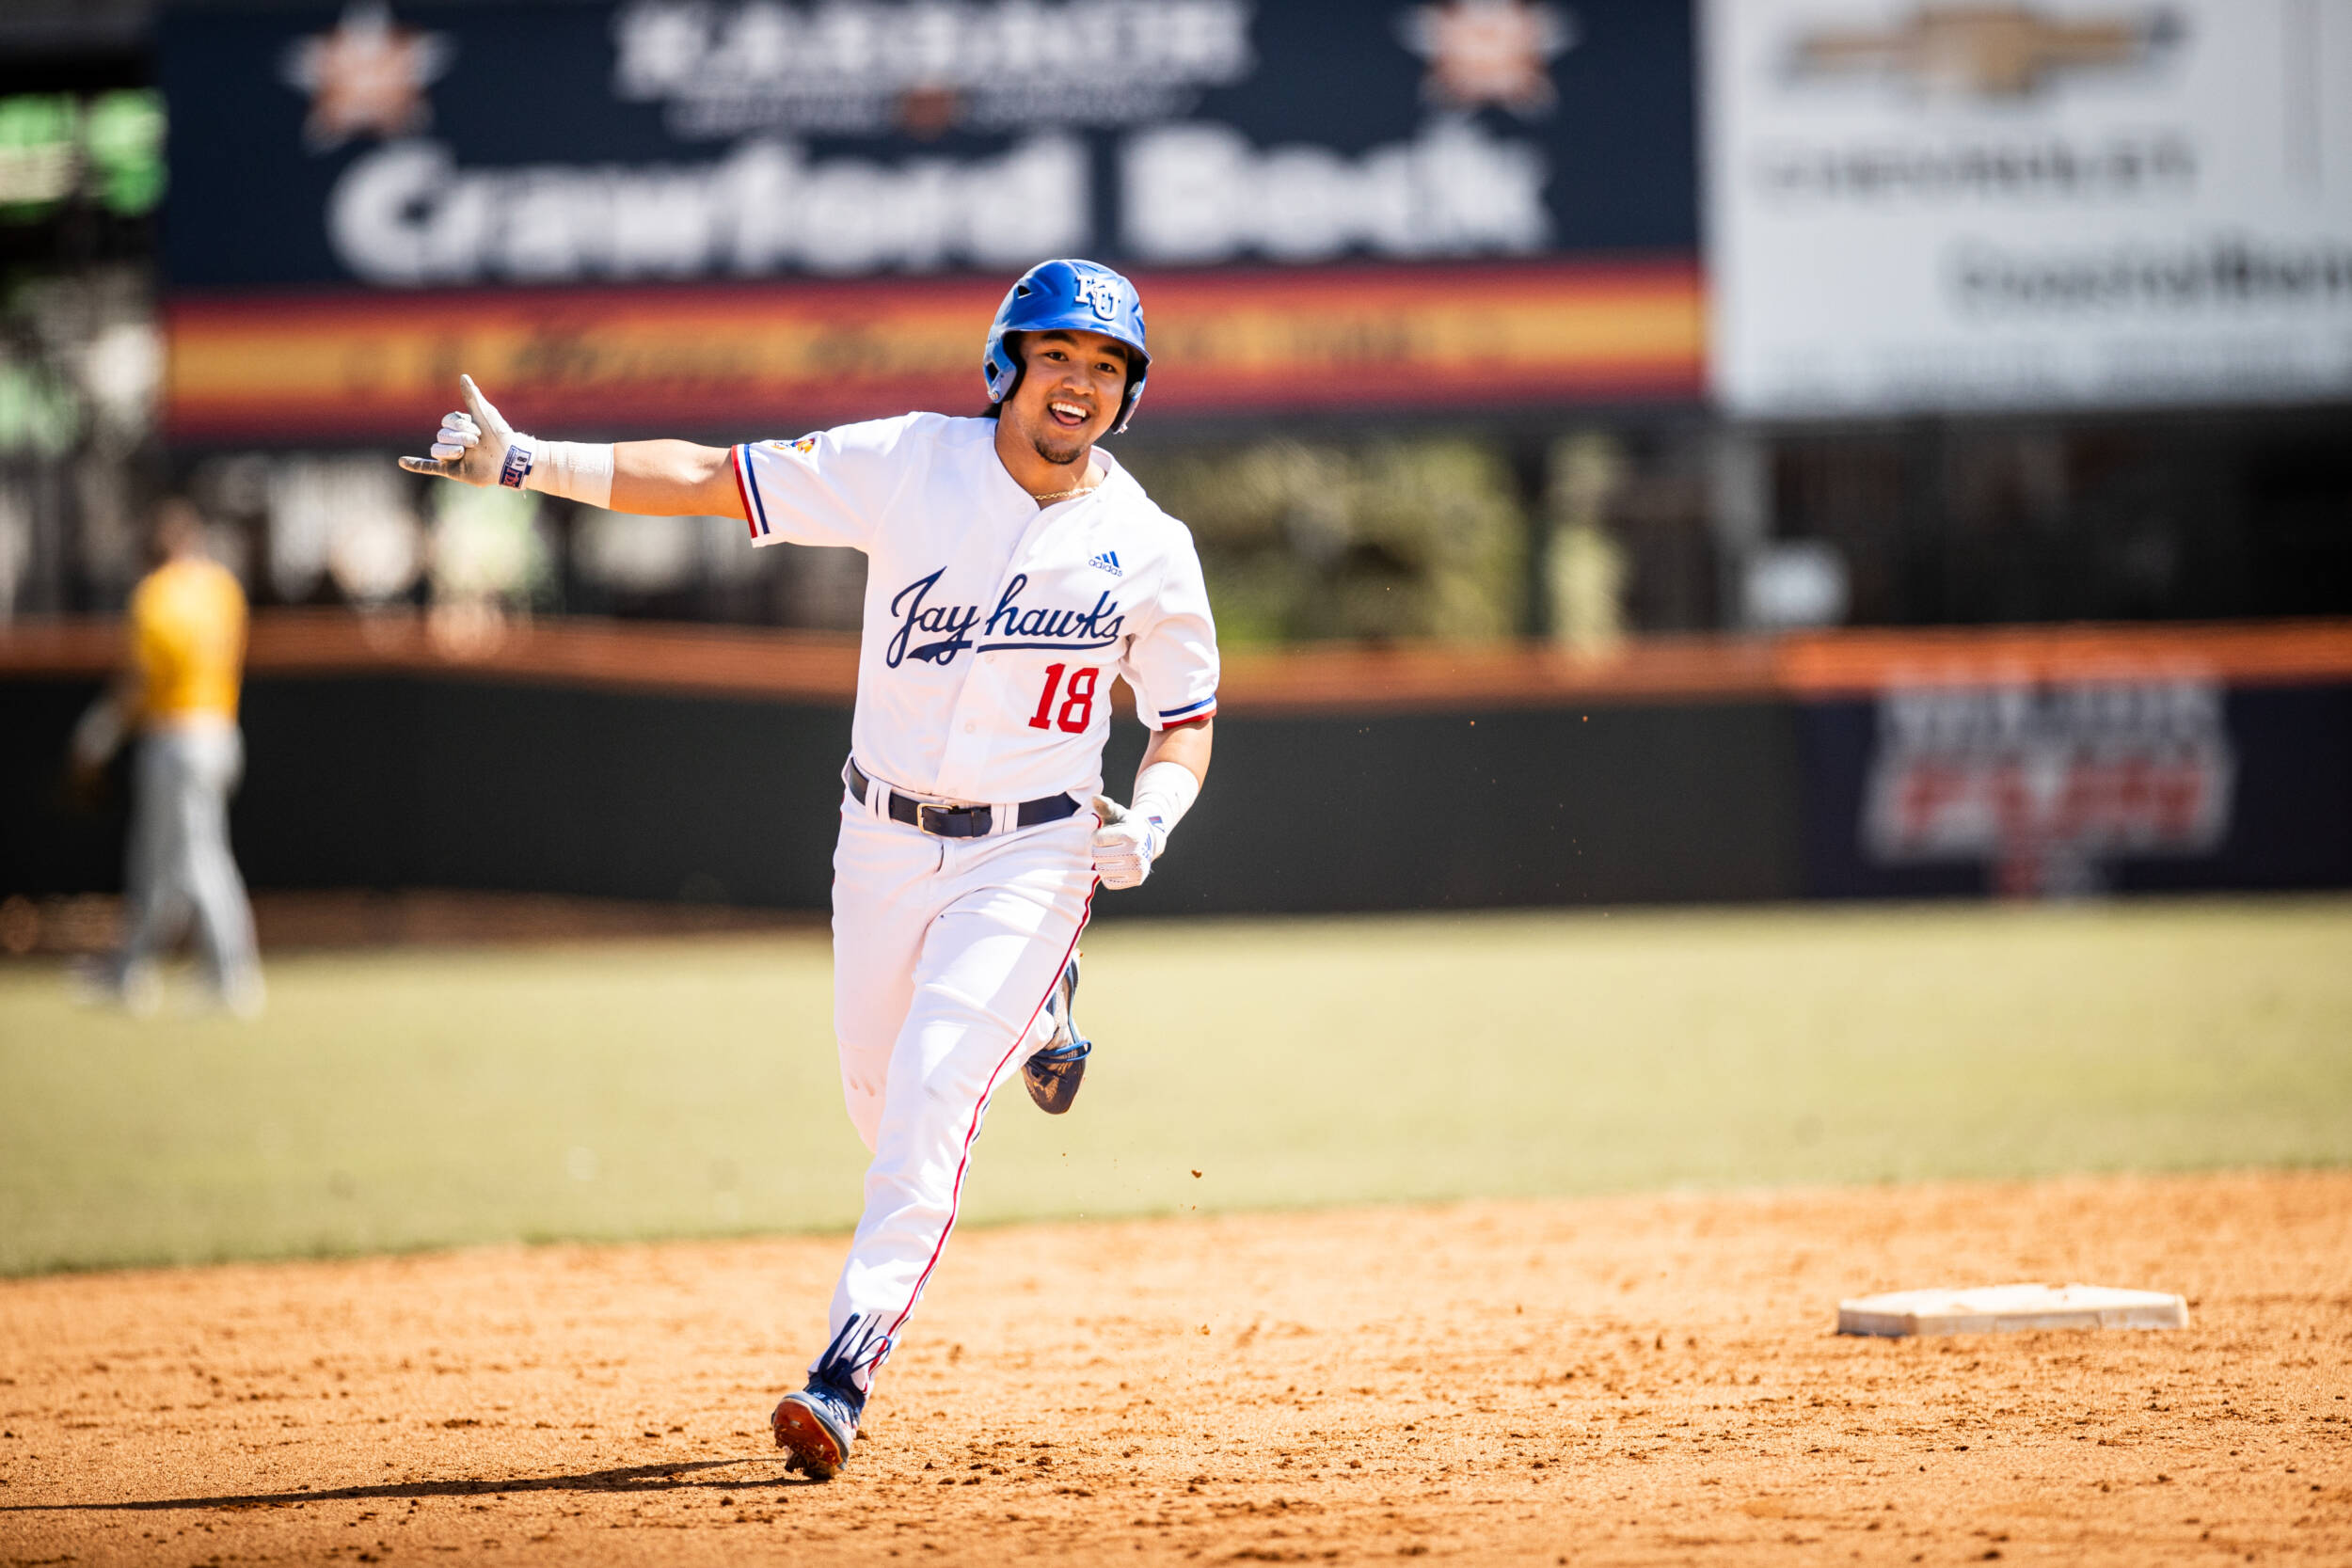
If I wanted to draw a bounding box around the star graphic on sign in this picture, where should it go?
[280,1,453,151]
[1398,0,1579,118]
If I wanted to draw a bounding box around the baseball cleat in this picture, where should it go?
[771,1379,862,1481]
[1023,955,1091,1114]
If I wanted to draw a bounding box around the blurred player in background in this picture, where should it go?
[70,498,262,1017]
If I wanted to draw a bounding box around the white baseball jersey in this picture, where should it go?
[726,409,1217,1404]
[731,413,1219,804]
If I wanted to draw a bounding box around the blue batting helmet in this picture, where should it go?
[982,259,1152,434]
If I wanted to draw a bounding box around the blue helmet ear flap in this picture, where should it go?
[983,330,1024,404]
[1110,348,1146,435]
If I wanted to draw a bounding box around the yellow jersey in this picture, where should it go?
[129,557,247,723]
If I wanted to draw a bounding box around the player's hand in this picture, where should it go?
[398,374,523,487]
[1089,795,1167,891]
[69,695,124,772]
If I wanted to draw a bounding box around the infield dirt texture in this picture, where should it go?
[3,899,2349,1562]
[3,1173,2348,1564]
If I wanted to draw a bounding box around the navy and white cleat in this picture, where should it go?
[771,1378,862,1481]
[1023,955,1091,1115]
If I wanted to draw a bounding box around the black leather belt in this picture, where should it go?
[847,760,1082,839]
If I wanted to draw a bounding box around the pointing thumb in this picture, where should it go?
[458,373,506,435]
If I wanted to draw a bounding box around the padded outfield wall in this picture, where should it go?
[3,617,2348,913]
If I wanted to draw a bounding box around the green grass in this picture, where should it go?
[3,897,2349,1275]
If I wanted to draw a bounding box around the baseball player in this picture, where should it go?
[400,259,1216,1480]
[70,499,263,1018]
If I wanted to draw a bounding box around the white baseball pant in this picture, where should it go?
[815,781,1096,1394]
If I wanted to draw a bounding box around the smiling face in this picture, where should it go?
[1000,327,1133,468]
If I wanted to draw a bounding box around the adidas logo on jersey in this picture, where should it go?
[1089,550,1122,578]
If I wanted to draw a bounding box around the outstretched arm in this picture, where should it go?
[610,441,742,518]
[399,376,746,521]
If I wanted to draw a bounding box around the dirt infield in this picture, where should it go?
[3,1171,2347,1567]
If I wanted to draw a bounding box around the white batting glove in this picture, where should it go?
[1090,795,1168,891]
[398,374,527,488]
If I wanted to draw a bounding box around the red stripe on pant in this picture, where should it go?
[880,879,1098,1347]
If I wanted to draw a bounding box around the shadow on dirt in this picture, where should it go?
[1,1456,825,1512]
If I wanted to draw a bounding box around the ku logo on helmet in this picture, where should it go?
[1072,273,1126,321]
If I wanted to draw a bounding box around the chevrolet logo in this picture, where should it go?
[1788,5,2182,99]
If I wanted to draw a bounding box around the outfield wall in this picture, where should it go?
[4,616,2348,912]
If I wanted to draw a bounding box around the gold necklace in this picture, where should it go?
[1028,474,1103,505]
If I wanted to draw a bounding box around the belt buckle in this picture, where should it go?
[917,800,977,837]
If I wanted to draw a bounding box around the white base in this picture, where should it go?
[1837,1283,2188,1338]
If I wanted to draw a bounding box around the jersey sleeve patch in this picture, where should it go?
[732,420,905,552]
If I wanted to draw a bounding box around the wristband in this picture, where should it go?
[503,437,616,509]
[1128,759,1200,840]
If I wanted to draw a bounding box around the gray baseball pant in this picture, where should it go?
[116,721,260,994]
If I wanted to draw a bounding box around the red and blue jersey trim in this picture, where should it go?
[1157,694,1216,727]
[731,444,771,540]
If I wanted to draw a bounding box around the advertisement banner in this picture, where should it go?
[1782,624,2352,897]
[161,0,1700,436]
[1704,0,2352,415]
[165,259,1702,441]
[163,0,1693,287]
[1856,675,2234,895]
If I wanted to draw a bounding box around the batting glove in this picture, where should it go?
[398,374,518,488]
[1090,796,1168,891]
[398,375,615,505]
